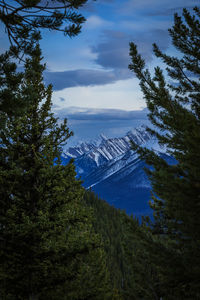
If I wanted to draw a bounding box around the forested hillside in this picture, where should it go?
[0,1,200,299]
[83,190,163,300]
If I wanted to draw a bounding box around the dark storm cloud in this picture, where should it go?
[44,68,131,91]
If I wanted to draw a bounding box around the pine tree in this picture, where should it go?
[0,45,110,300]
[84,190,159,300]
[0,0,88,55]
[0,50,25,128]
[129,7,200,299]
[0,0,89,122]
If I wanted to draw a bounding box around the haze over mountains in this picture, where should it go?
[62,125,173,217]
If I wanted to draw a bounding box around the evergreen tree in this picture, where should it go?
[84,191,126,298]
[0,0,89,124]
[0,45,110,300]
[129,7,200,299]
[0,50,26,128]
[0,0,88,55]
[84,190,159,300]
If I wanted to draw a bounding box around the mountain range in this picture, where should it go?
[62,125,173,217]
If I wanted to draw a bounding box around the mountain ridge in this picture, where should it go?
[61,125,170,216]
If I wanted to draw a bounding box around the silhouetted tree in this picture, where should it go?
[129,7,200,299]
[0,45,110,300]
[0,0,89,55]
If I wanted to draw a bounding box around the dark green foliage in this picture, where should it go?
[0,0,90,128]
[84,190,161,300]
[0,51,24,128]
[0,0,89,55]
[84,190,126,297]
[0,45,110,300]
[129,7,200,299]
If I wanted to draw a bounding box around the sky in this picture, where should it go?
[1,0,199,146]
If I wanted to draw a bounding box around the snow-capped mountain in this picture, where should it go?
[61,125,171,216]
[65,141,97,158]
[63,125,152,175]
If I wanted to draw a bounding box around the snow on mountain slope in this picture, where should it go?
[89,161,152,216]
[83,150,140,189]
[63,125,152,172]
[61,125,171,216]
[64,141,97,158]
[86,153,175,216]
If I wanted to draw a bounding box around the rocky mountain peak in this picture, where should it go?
[64,124,151,162]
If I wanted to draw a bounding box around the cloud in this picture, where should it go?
[53,107,149,146]
[92,28,169,71]
[85,15,113,29]
[92,31,130,69]
[54,106,148,121]
[82,0,115,11]
[52,77,145,111]
[44,68,131,90]
[146,5,199,16]
[118,0,199,16]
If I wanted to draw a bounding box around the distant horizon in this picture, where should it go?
[57,107,149,148]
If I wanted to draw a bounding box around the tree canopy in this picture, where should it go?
[0,0,89,54]
[0,45,110,300]
[129,6,200,298]
[0,0,91,125]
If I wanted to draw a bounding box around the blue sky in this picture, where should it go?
[1,0,199,145]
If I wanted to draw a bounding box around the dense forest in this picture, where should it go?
[0,1,200,299]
